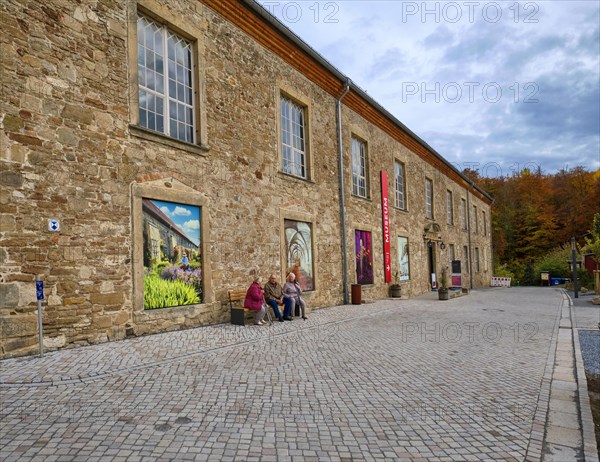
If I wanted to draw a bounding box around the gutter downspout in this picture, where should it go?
[337,80,351,304]
[466,181,474,290]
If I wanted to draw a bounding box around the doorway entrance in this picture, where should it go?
[428,241,436,289]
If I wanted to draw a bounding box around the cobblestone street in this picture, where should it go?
[0,287,589,461]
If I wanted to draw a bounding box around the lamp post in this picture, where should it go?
[571,237,578,299]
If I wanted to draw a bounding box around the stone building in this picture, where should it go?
[0,0,493,357]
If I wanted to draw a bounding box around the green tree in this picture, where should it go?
[584,213,600,260]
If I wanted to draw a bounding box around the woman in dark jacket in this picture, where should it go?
[244,276,267,325]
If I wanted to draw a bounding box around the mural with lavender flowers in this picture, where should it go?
[142,199,202,309]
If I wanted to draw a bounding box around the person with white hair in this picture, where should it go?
[282,272,307,320]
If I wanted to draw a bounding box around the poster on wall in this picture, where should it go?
[355,230,374,284]
[284,219,314,291]
[398,236,410,281]
[142,198,202,309]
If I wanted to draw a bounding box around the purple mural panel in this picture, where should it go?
[355,230,374,285]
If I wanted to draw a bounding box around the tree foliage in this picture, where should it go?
[584,213,600,261]
[473,167,600,284]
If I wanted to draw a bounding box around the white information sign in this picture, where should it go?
[48,219,60,232]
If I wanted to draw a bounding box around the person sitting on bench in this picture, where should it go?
[263,274,290,322]
[283,272,307,320]
[244,276,267,325]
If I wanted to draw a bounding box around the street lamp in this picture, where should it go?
[571,237,579,299]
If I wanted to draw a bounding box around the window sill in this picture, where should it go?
[351,193,372,203]
[129,125,209,156]
[278,171,316,185]
[393,206,409,213]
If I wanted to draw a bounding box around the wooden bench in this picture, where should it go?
[228,289,273,326]
[229,289,251,326]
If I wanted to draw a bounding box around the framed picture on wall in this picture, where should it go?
[355,230,374,284]
[284,219,314,291]
[398,236,410,281]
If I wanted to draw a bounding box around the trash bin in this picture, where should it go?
[351,284,362,305]
[550,278,560,286]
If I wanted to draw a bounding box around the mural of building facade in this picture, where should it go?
[0,0,493,357]
[142,199,202,309]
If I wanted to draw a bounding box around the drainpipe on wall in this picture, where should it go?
[466,181,474,289]
[337,79,351,304]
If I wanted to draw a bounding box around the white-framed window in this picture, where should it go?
[483,211,487,236]
[137,14,195,143]
[351,137,368,198]
[425,178,433,219]
[449,243,455,267]
[446,190,453,225]
[460,199,467,230]
[280,95,307,179]
[394,161,406,210]
[463,245,469,269]
[475,247,480,272]
[473,205,478,234]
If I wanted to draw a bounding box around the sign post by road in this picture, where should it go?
[36,276,44,357]
[571,237,578,299]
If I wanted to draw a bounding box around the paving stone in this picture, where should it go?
[0,288,586,460]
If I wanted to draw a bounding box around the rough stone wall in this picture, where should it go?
[0,0,493,358]
[1,0,133,356]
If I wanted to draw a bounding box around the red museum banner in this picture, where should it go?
[381,170,391,283]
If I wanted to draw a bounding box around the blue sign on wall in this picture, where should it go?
[36,280,44,301]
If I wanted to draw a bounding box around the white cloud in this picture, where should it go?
[183,220,200,232]
[173,206,192,217]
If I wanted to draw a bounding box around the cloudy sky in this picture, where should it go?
[153,200,201,246]
[257,1,600,177]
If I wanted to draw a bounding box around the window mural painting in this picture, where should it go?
[142,199,202,309]
[398,236,410,281]
[284,219,314,291]
[355,230,373,285]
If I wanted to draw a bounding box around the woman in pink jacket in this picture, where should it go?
[244,276,267,325]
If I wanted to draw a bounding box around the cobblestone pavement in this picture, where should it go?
[0,287,571,461]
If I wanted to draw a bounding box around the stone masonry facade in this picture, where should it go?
[0,0,493,358]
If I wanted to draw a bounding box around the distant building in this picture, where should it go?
[142,199,198,265]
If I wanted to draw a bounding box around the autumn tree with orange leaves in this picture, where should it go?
[470,167,600,284]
